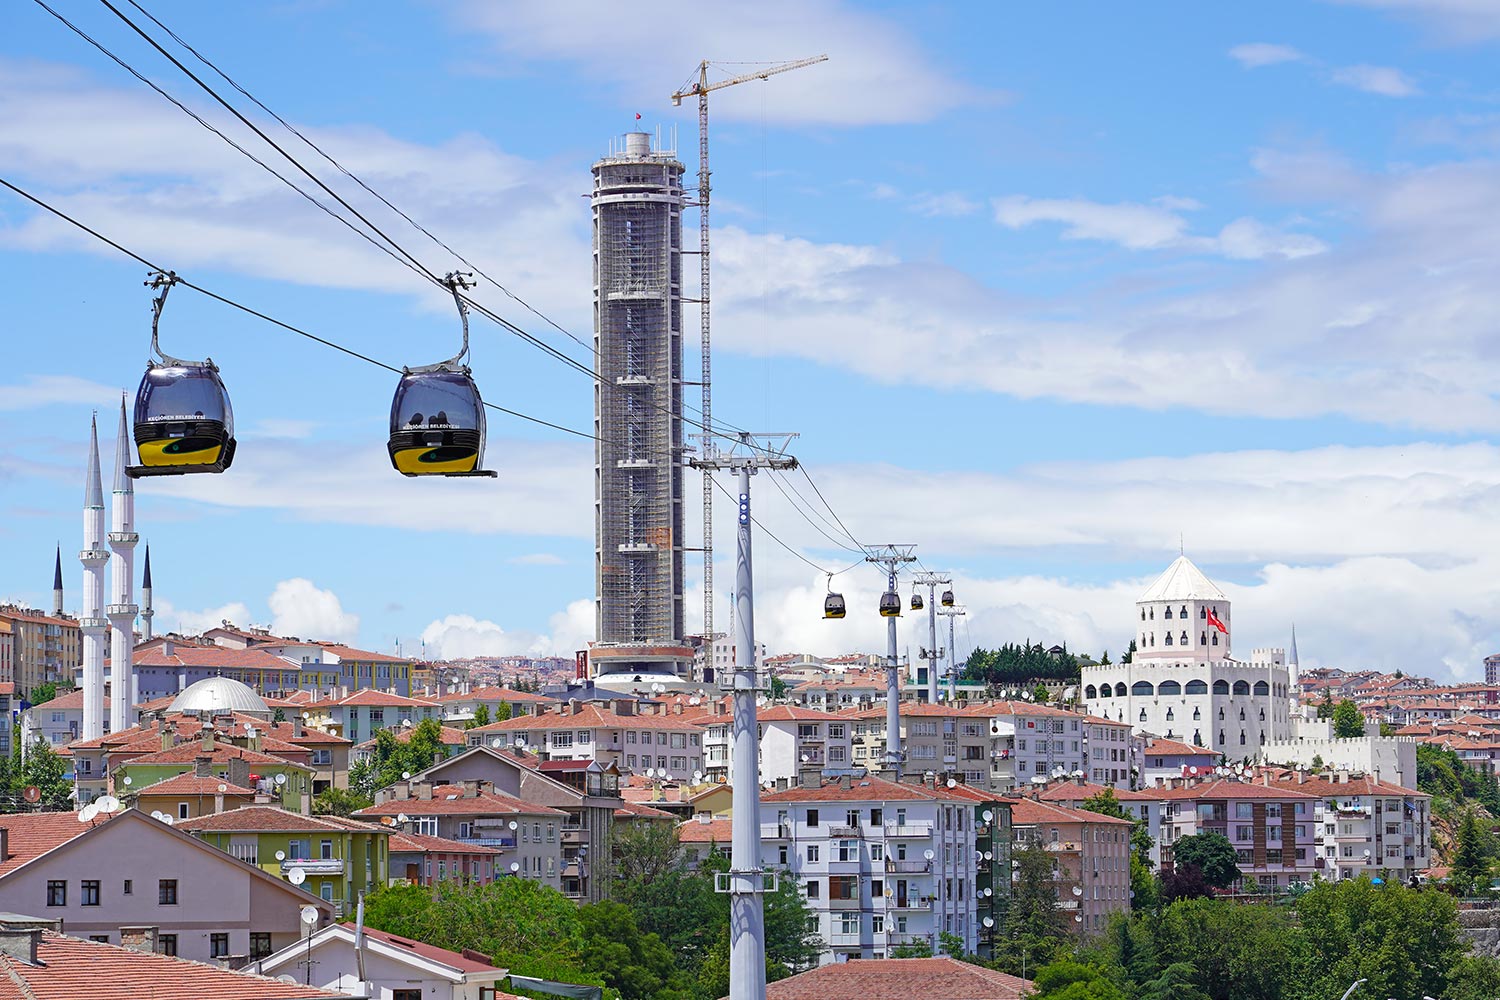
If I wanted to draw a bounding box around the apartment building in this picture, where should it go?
[760,774,981,964]
[846,704,993,783]
[1157,777,1320,889]
[356,778,567,886]
[303,689,443,744]
[699,706,856,785]
[0,607,80,694]
[1008,798,1133,934]
[1267,770,1432,882]
[1139,737,1222,787]
[470,701,708,780]
[1037,779,1168,868]
[435,685,553,726]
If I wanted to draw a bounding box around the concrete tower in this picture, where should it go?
[107,398,139,735]
[51,545,63,617]
[79,414,109,741]
[140,545,154,642]
[589,131,693,685]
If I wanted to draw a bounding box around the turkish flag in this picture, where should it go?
[1206,607,1228,634]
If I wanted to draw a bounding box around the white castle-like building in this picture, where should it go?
[1081,555,1296,758]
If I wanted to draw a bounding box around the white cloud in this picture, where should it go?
[1229,43,1307,68]
[1330,63,1421,97]
[0,375,122,412]
[268,578,360,641]
[1213,217,1329,259]
[419,598,593,659]
[155,598,253,637]
[908,191,980,218]
[450,0,997,126]
[1326,0,1500,41]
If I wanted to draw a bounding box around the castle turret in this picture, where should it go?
[107,397,139,735]
[80,414,109,741]
[52,545,63,618]
[140,544,154,642]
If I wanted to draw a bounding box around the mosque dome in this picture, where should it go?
[167,675,270,717]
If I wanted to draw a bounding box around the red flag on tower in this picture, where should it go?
[1206,607,1228,633]
[635,113,642,120]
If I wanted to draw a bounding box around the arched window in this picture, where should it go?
[1200,607,1207,619]
[1132,681,1154,697]
[1212,633,1219,646]
[1239,730,1247,745]
[1181,632,1189,646]
[1186,679,1208,695]
[1253,680,1269,696]
[1150,633,1155,647]
[1218,706,1225,720]
[1139,709,1147,722]
[1200,632,1208,645]
[1084,685,1097,700]
[1238,707,1246,720]
[1218,730,1225,745]
[1212,679,1230,695]
[1233,680,1250,695]
[1115,683,1127,698]
[1165,607,1174,620]
[1159,680,1182,696]
[1192,706,1201,720]
[1259,708,1265,721]
[1164,633,1174,646]
[1140,608,1146,621]
[1149,607,1154,620]
[1193,729,1202,746]
[1258,731,1265,744]
[1180,606,1188,618]
[1165,708,1175,721]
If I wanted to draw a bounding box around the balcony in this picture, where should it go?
[828,932,865,948]
[281,858,345,877]
[561,826,587,845]
[456,836,516,849]
[829,825,862,838]
[889,898,930,911]
[883,821,933,837]
[828,895,863,910]
[760,823,791,840]
[886,933,931,948]
[884,860,931,874]
[1043,842,1080,853]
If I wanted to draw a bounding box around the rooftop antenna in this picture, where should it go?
[670,55,827,664]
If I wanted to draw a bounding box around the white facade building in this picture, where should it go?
[1082,556,1295,757]
[760,775,980,963]
[699,706,855,785]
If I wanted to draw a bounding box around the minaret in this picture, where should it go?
[140,545,154,642]
[52,545,63,617]
[1288,624,1301,717]
[107,398,139,735]
[80,414,110,741]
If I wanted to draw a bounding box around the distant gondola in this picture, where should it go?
[128,271,236,478]
[910,591,924,611]
[879,590,902,617]
[388,273,496,478]
[824,592,846,619]
[940,589,955,607]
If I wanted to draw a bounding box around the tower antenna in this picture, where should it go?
[670,55,827,654]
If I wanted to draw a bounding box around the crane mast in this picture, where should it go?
[670,55,827,658]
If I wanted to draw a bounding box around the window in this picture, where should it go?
[320,883,334,902]
[210,933,229,958]
[829,875,859,899]
[1213,679,1230,695]
[123,879,132,895]
[250,933,272,959]
[88,935,109,943]
[159,879,178,905]
[81,880,100,906]
[807,845,820,862]
[872,915,884,933]
[1165,606,1174,619]
[177,802,190,820]
[319,840,334,860]
[46,881,66,907]
[837,839,859,862]
[806,809,819,827]
[547,823,557,843]
[805,880,820,899]
[159,934,177,957]
[394,992,424,1000]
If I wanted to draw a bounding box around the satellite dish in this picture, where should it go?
[299,904,319,925]
[150,810,165,821]
[21,786,41,804]
[245,727,256,738]
[161,816,175,827]
[646,768,655,778]
[217,783,228,794]
[923,849,935,861]
[77,805,97,823]
[1189,766,1198,775]
[288,868,307,885]
[508,820,518,830]
[491,739,503,749]
[982,917,994,928]
[397,814,410,824]
[946,778,957,788]
[403,718,413,728]
[121,776,133,787]
[97,795,121,813]
[693,770,703,782]
[1072,886,1083,897]
[983,887,993,897]
[402,772,411,780]
[274,774,287,786]
[982,809,993,822]
[984,851,993,861]
[301,712,310,720]
[1075,914,1083,923]
[510,862,520,873]
[801,754,810,763]
[277,974,298,984]
[275,850,286,861]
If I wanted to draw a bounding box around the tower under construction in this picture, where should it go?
[590,131,693,685]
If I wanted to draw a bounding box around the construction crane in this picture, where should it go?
[670,55,828,656]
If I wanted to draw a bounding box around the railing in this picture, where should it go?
[457,836,516,849]
[883,821,933,837]
[885,933,932,947]
[760,823,791,840]
[281,858,345,876]
[888,898,930,911]
[828,895,863,910]
[829,825,862,838]
[885,860,931,874]
[828,932,864,947]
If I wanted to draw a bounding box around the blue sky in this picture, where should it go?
[5,0,1500,679]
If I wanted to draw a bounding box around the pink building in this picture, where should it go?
[1008,798,1133,934]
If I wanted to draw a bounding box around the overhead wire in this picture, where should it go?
[764,470,864,556]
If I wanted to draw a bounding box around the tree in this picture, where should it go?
[1033,683,1052,704]
[611,821,681,884]
[1449,955,1500,1000]
[1100,650,1112,666]
[496,701,513,722]
[1152,898,1299,1000]
[996,844,1069,976]
[272,707,286,723]
[15,740,72,810]
[26,682,71,707]
[1169,833,1238,890]
[769,676,788,700]
[1031,960,1127,1000]
[1122,639,1136,665]
[577,900,691,1000]
[1451,810,1492,894]
[1332,699,1365,739]
[1160,864,1212,904]
[1137,962,1211,1000]
[465,704,491,730]
[312,786,373,817]
[1317,688,1335,720]
[351,718,452,797]
[1295,878,1463,1000]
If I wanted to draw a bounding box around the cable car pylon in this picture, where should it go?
[864,544,917,770]
[913,571,952,704]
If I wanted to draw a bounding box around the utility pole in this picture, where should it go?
[671,55,827,653]
[865,545,917,770]
[689,431,797,1000]
[912,571,951,703]
[938,604,967,701]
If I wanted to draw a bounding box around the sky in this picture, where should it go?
[5,0,1500,680]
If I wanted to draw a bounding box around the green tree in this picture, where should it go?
[1031,960,1128,1000]
[1122,639,1136,665]
[890,939,932,958]
[1033,683,1052,703]
[351,718,453,797]
[466,703,491,730]
[1137,962,1210,1000]
[1449,955,1500,1000]
[577,900,691,1000]
[1295,878,1463,1000]
[271,707,286,723]
[1153,898,1299,1000]
[16,740,72,810]
[1452,810,1492,894]
[364,877,587,969]
[611,821,681,884]
[311,786,373,817]
[1332,699,1365,739]
[26,682,71,707]
[1169,833,1238,889]
[1099,650,1112,666]
[496,701,513,722]
[769,676,788,699]
[996,844,1069,975]
[1317,688,1334,720]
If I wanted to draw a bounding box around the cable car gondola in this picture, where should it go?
[941,589,955,607]
[388,273,496,478]
[910,589,924,611]
[128,271,236,478]
[824,574,846,619]
[879,590,902,617]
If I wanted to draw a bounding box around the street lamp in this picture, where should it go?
[1338,979,1366,1000]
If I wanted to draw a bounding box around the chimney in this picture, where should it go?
[462,780,480,798]
[162,639,174,657]
[568,699,581,716]
[1297,770,1306,784]
[673,703,683,716]
[1262,772,1270,786]
[0,926,43,965]
[194,755,213,778]
[227,757,251,790]
[0,829,6,866]
[292,716,304,738]
[798,766,821,789]
[839,774,852,791]
[202,729,216,752]
[416,781,433,800]
[118,926,158,955]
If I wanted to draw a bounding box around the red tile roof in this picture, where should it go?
[388,832,500,855]
[128,646,297,670]
[356,785,566,819]
[615,801,677,821]
[755,706,849,722]
[315,643,410,664]
[26,689,95,713]
[0,812,112,876]
[1156,778,1318,801]
[306,689,438,708]
[1009,799,1135,827]
[130,772,257,798]
[0,932,341,999]
[356,725,468,750]
[758,957,1031,1000]
[436,685,553,704]
[121,742,308,769]
[763,774,978,804]
[677,817,732,842]
[1266,773,1429,798]
[342,923,498,974]
[1144,737,1220,757]
[179,806,384,834]
[1038,781,1164,803]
